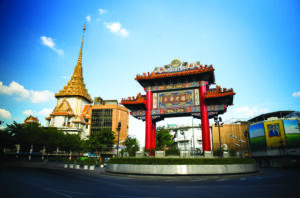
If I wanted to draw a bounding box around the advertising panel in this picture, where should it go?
[283,120,300,148]
[249,123,267,152]
[264,120,286,148]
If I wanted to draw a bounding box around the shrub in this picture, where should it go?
[165,147,180,156]
[63,158,70,164]
[83,158,90,165]
[89,158,97,166]
[107,158,256,165]
[75,158,82,165]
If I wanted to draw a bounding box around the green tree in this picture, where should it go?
[61,133,81,157]
[156,127,174,150]
[124,136,140,156]
[43,128,64,155]
[86,129,115,164]
[0,122,15,151]
[6,121,30,152]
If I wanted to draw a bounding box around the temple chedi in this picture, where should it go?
[46,25,93,139]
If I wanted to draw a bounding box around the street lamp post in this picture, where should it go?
[214,116,223,158]
[116,122,121,158]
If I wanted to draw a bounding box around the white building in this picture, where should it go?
[169,125,213,153]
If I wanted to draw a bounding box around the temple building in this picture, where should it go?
[45,25,129,141]
[24,115,40,125]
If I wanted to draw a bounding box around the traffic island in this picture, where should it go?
[105,158,259,175]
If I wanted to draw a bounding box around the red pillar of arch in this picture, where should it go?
[145,88,153,151]
[151,122,156,150]
[200,81,211,151]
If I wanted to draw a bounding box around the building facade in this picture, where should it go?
[211,122,249,154]
[90,98,129,143]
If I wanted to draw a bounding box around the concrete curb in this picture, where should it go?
[106,164,260,175]
[2,162,105,176]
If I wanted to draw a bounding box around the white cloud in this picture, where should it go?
[293,91,300,97]
[119,28,129,38]
[233,106,268,118]
[86,15,91,22]
[23,108,52,117]
[0,126,5,130]
[0,108,12,119]
[61,75,69,80]
[23,110,34,116]
[40,36,64,55]
[98,8,107,15]
[0,81,54,103]
[220,106,269,122]
[105,22,121,32]
[38,108,52,116]
[0,81,30,100]
[104,22,129,38]
[30,90,53,103]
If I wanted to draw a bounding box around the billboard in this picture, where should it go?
[264,120,286,148]
[283,120,300,148]
[249,122,267,152]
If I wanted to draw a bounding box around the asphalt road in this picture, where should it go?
[1,165,299,198]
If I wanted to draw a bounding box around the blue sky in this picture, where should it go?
[0,0,299,145]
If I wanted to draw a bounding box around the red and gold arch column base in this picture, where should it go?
[150,121,156,156]
[200,81,211,151]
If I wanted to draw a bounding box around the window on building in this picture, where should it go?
[91,109,113,135]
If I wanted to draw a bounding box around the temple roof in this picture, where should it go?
[135,60,215,88]
[24,115,39,124]
[55,25,93,103]
[50,98,74,116]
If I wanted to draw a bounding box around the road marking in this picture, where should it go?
[240,178,247,181]
[176,185,235,188]
[109,196,157,198]
[44,188,93,195]
[25,181,41,187]
[7,171,41,187]
[7,172,25,182]
[217,179,227,181]
[44,188,72,198]
[71,179,97,184]
[135,186,161,188]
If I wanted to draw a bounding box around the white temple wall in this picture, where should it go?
[66,97,90,116]
[53,116,65,127]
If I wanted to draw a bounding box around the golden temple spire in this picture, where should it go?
[55,25,93,103]
[73,24,86,79]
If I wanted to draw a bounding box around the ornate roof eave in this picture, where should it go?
[121,93,146,111]
[55,94,93,103]
[205,86,235,106]
[50,112,74,116]
[135,65,215,87]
